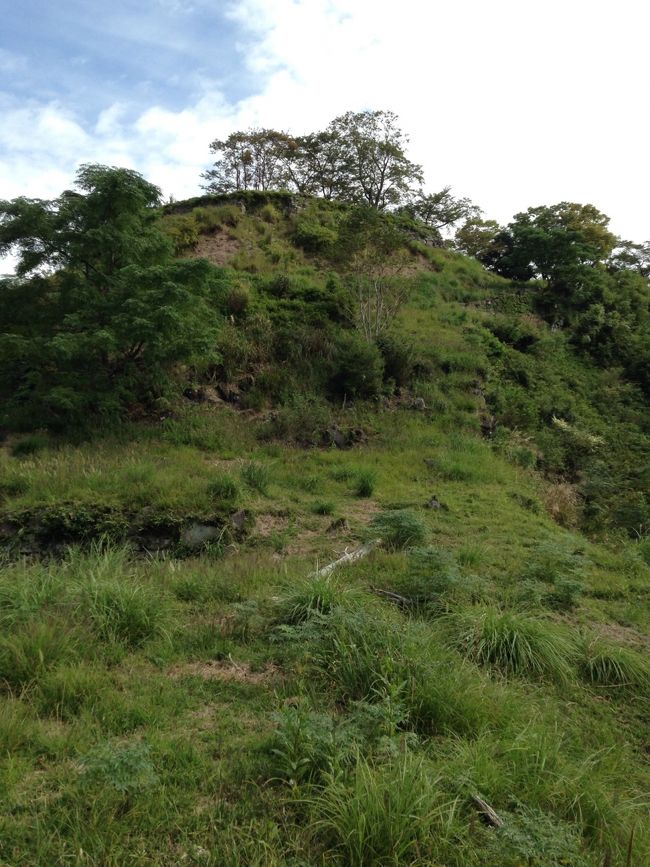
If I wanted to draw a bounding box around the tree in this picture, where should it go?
[327,110,423,210]
[454,216,504,261]
[402,187,481,244]
[0,164,221,428]
[202,128,293,193]
[491,202,617,283]
[608,239,650,280]
[283,131,348,199]
[334,206,411,340]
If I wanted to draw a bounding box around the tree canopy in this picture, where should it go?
[202,110,424,211]
[0,164,222,429]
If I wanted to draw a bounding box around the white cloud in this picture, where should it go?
[2,0,649,279]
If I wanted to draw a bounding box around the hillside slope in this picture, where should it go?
[0,193,648,865]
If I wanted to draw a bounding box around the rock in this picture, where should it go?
[181,522,222,549]
[324,425,348,449]
[322,425,368,449]
[327,517,350,533]
[230,509,250,534]
[138,532,174,552]
[480,415,497,438]
[410,397,427,411]
[216,383,240,404]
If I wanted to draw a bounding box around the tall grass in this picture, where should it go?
[443,607,577,684]
[305,755,454,867]
[579,637,650,694]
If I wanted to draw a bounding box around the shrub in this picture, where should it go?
[37,663,107,719]
[637,535,650,566]
[522,543,586,611]
[272,576,358,626]
[376,333,416,389]
[444,607,576,683]
[385,547,467,610]
[329,332,384,400]
[259,203,279,223]
[368,509,428,551]
[161,213,199,253]
[268,704,347,786]
[523,542,586,584]
[312,501,335,516]
[260,396,330,444]
[10,434,49,458]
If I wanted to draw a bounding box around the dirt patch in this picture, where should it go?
[345,499,381,524]
[254,513,290,537]
[594,623,650,650]
[168,659,277,685]
[191,231,241,265]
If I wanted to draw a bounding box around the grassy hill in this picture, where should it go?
[0,192,648,865]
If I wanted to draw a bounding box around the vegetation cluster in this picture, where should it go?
[0,110,648,865]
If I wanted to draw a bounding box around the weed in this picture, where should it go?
[10,434,49,457]
[80,740,158,795]
[0,620,79,690]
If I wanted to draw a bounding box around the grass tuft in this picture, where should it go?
[368,509,428,551]
[444,607,577,683]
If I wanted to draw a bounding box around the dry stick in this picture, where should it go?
[309,538,382,579]
[471,795,504,828]
[371,587,413,609]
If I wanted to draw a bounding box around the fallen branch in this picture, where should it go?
[310,539,381,578]
[471,794,504,828]
[371,587,413,609]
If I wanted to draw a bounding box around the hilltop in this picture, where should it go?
[0,181,648,865]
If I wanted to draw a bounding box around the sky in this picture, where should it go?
[1,0,649,273]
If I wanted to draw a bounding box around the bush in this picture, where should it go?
[80,741,158,795]
[376,333,416,389]
[268,704,348,786]
[329,332,384,400]
[385,547,468,610]
[10,434,49,457]
[368,510,428,551]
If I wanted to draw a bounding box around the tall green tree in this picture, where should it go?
[202,128,293,193]
[327,110,423,210]
[0,164,222,429]
[492,202,617,283]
